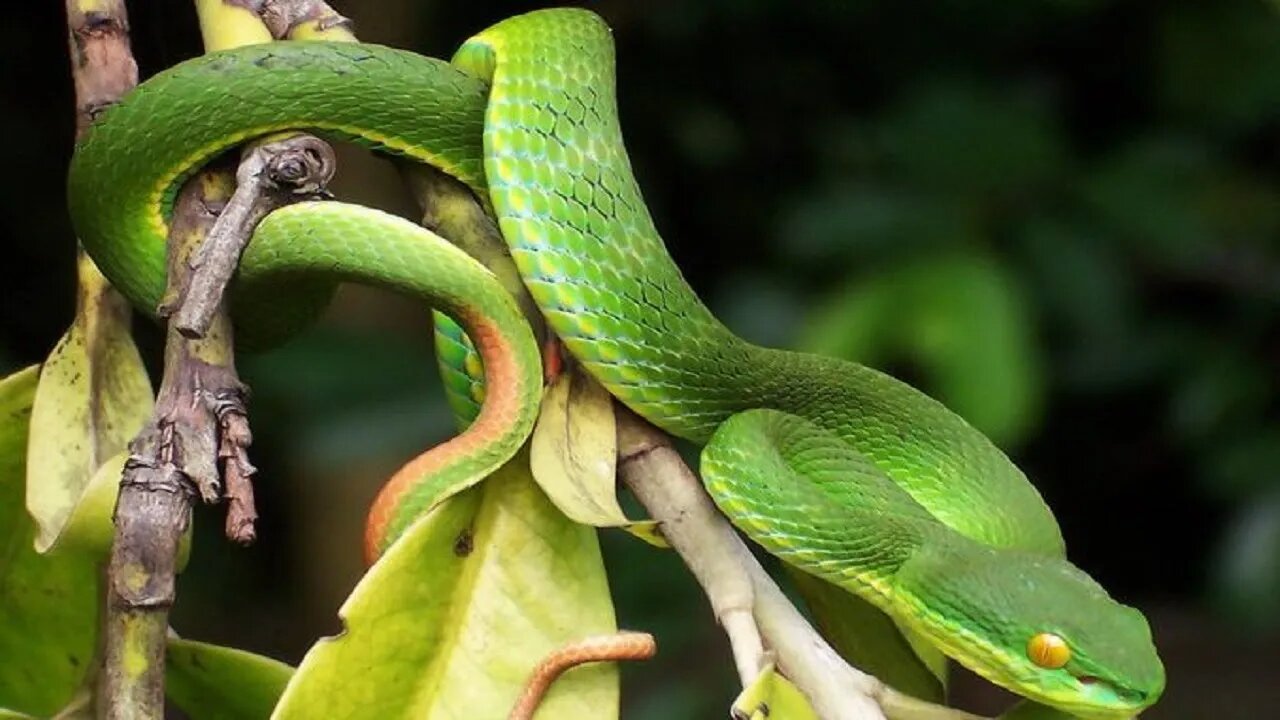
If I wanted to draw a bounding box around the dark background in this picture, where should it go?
[4,0,1279,717]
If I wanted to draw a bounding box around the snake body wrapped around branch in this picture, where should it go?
[67,8,1164,718]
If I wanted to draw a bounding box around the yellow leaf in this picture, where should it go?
[732,663,819,720]
[531,368,644,529]
[27,254,153,552]
[531,368,664,546]
[272,455,619,719]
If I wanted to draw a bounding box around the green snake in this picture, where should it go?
[66,8,1164,717]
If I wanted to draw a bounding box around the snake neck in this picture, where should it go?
[470,8,1064,556]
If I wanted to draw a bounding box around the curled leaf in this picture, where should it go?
[532,368,659,547]
[531,368,623,524]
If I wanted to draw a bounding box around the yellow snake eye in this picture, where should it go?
[1027,632,1071,669]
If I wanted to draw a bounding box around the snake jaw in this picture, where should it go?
[1070,673,1158,718]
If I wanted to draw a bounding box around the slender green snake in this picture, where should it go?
[66,8,1164,717]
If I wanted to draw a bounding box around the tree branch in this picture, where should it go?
[614,410,766,688]
[101,132,336,720]
[167,137,336,337]
[101,164,239,720]
[65,0,136,141]
[93,4,340,716]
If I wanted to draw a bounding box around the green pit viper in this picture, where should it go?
[66,7,1164,718]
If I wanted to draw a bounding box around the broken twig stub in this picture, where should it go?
[168,135,337,338]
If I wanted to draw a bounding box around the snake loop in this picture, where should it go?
[67,8,1164,717]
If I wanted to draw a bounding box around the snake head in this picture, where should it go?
[894,541,1165,718]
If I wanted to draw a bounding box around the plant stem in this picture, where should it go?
[65,0,136,142]
[96,2,332,715]
[61,2,147,718]
[101,165,240,720]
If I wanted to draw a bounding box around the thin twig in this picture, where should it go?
[260,0,352,38]
[171,0,341,339]
[167,136,336,336]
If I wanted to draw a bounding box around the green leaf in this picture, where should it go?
[0,366,104,716]
[166,637,294,720]
[531,369,662,546]
[26,256,152,551]
[273,455,619,719]
[57,453,129,557]
[731,663,818,720]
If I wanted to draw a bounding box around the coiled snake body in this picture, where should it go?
[68,8,1163,717]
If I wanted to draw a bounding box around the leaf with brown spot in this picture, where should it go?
[26,255,152,551]
[0,366,105,715]
[273,454,619,719]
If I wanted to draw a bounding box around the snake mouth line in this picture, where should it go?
[1075,674,1150,710]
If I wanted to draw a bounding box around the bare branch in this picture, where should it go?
[101,164,239,720]
[167,136,336,337]
[101,137,333,713]
[615,409,766,687]
[65,0,136,141]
